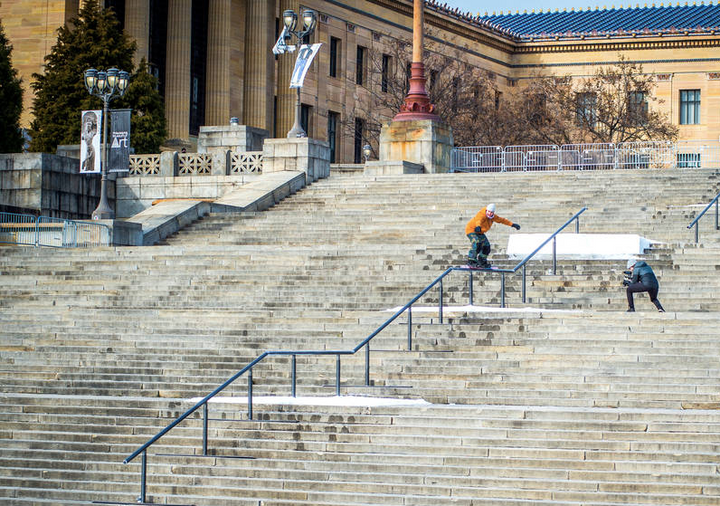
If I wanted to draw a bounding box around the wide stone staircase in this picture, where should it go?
[1,168,720,505]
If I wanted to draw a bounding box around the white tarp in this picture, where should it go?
[506,233,656,260]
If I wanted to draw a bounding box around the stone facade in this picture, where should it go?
[2,0,719,163]
[0,153,105,219]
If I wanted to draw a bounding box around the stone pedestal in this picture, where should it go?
[262,138,330,182]
[379,120,454,173]
[198,125,268,154]
[89,219,144,246]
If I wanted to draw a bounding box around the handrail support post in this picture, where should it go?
[439,280,444,324]
[139,450,147,504]
[335,355,341,396]
[500,273,506,308]
[522,265,527,303]
[365,344,370,386]
[291,354,297,397]
[202,403,209,456]
[407,306,412,351]
[468,270,474,306]
[247,370,253,420]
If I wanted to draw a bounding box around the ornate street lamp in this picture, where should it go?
[84,67,129,220]
[363,144,372,163]
[276,8,317,138]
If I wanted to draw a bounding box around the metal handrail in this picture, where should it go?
[687,191,720,243]
[123,207,587,503]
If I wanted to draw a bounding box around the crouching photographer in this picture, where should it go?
[624,259,665,313]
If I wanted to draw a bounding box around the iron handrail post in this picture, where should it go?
[522,264,527,303]
[439,280,444,324]
[687,191,720,243]
[202,403,209,456]
[468,270,474,305]
[364,344,370,386]
[575,215,580,234]
[552,237,557,275]
[336,355,341,396]
[407,306,412,351]
[500,273,506,308]
[248,369,253,420]
[139,450,147,504]
[291,354,297,397]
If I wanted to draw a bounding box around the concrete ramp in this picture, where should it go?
[507,233,656,260]
[126,171,306,245]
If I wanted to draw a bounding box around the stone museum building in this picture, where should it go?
[1,0,719,163]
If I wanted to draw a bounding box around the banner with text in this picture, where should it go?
[109,108,131,173]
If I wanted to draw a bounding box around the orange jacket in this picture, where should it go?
[465,207,513,235]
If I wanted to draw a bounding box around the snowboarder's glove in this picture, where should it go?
[474,226,482,234]
[511,223,521,230]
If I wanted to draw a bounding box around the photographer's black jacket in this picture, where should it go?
[631,261,659,289]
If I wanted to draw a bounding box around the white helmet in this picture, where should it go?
[626,258,637,270]
[486,203,496,213]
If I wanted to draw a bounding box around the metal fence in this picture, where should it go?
[0,212,111,248]
[452,141,720,172]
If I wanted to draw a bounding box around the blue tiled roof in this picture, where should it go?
[427,1,720,40]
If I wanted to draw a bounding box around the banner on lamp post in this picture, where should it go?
[80,110,102,174]
[290,43,322,88]
[109,108,131,173]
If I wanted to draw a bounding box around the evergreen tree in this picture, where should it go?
[29,0,166,154]
[120,60,167,154]
[0,21,24,153]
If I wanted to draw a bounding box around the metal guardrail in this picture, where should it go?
[452,141,720,172]
[123,207,587,503]
[687,191,720,243]
[0,212,110,248]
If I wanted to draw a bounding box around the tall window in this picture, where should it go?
[329,37,340,78]
[356,45,366,85]
[494,90,503,110]
[576,92,596,127]
[680,90,701,125]
[628,91,648,124]
[354,118,365,163]
[328,111,339,163]
[381,54,390,93]
[301,104,312,137]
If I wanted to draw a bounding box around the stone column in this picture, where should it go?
[206,0,232,125]
[243,0,275,133]
[165,0,192,141]
[276,0,300,138]
[125,0,150,66]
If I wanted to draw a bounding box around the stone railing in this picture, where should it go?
[128,150,263,176]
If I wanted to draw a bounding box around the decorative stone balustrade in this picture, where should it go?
[128,150,263,176]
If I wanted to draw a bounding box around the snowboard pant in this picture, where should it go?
[467,233,490,264]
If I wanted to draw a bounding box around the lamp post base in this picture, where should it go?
[287,87,307,138]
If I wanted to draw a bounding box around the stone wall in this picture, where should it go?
[0,154,107,220]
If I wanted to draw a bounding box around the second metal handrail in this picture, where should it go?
[123,207,588,503]
[687,191,720,243]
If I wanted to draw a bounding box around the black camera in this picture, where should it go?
[622,270,632,287]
